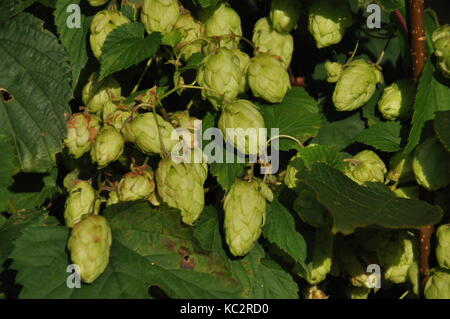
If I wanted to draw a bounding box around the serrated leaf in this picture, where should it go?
[296,163,443,234]
[403,60,450,156]
[260,87,321,151]
[353,121,402,152]
[0,13,72,173]
[376,0,404,11]
[0,134,18,211]
[362,85,385,126]
[161,29,183,47]
[263,200,307,267]
[435,111,450,152]
[179,52,204,72]
[0,0,14,20]
[297,144,348,171]
[54,0,91,87]
[193,206,223,253]
[424,8,439,54]
[100,22,161,79]
[311,113,365,151]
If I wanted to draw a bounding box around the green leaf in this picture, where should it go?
[403,60,450,156]
[192,0,220,9]
[263,199,307,267]
[311,113,365,151]
[435,111,450,152]
[0,0,14,20]
[424,8,439,54]
[0,13,72,173]
[362,85,385,127]
[54,0,91,87]
[353,121,402,152]
[161,29,183,48]
[297,144,348,171]
[193,206,223,253]
[100,22,161,79]
[375,0,404,11]
[179,52,204,72]
[0,134,18,211]
[260,87,322,151]
[296,163,443,234]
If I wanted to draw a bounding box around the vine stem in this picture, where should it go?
[408,0,430,293]
[131,58,152,94]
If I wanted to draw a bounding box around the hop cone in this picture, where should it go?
[412,137,450,191]
[106,189,119,207]
[424,268,450,299]
[82,73,121,116]
[248,53,291,103]
[88,0,108,7]
[432,24,450,78]
[63,170,80,192]
[196,48,242,109]
[67,215,112,283]
[122,112,177,155]
[91,126,125,168]
[224,180,273,256]
[378,79,414,121]
[64,113,101,159]
[104,108,132,130]
[230,48,250,94]
[270,0,300,34]
[174,12,203,61]
[156,155,208,225]
[204,3,242,50]
[118,168,156,202]
[284,152,301,189]
[308,0,353,48]
[252,17,294,67]
[218,99,266,155]
[344,150,387,184]
[64,180,98,227]
[333,60,383,111]
[436,224,450,270]
[90,10,130,59]
[141,0,180,34]
[324,61,343,83]
[169,111,201,149]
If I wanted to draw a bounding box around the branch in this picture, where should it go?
[409,0,427,82]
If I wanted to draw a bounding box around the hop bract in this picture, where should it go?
[436,224,450,270]
[387,152,414,184]
[412,137,450,191]
[122,112,178,155]
[196,48,242,109]
[91,126,125,168]
[64,180,98,227]
[333,60,383,111]
[106,189,119,207]
[324,61,343,83]
[269,0,300,34]
[219,100,267,155]
[204,3,242,50]
[252,17,294,67]
[82,73,122,116]
[308,0,353,48]
[284,152,302,189]
[169,111,201,149]
[248,53,291,103]
[88,0,108,7]
[344,150,387,185]
[424,268,450,299]
[63,170,80,192]
[231,49,250,94]
[156,155,208,226]
[64,113,101,159]
[378,79,414,121]
[67,215,112,283]
[224,179,273,256]
[104,108,132,130]
[432,24,450,78]
[174,12,203,61]
[90,10,130,59]
[118,168,156,202]
[141,0,180,34]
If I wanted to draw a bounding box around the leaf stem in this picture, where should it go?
[131,58,153,94]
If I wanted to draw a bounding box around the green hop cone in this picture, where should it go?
[118,168,156,202]
[252,17,294,67]
[141,0,180,34]
[394,186,419,199]
[344,150,387,185]
[432,25,450,78]
[333,60,383,111]
[64,180,98,227]
[346,286,370,299]
[269,0,300,34]
[308,0,353,49]
[169,111,201,149]
[196,48,242,109]
[67,215,112,283]
[324,61,343,83]
[306,286,329,299]
[122,112,177,155]
[174,12,203,61]
[88,0,108,7]
[63,170,80,192]
[231,49,250,94]
[378,79,414,121]
[104,108,132,130]
[91,126,125,168]
[387,151,414,184]
[204,3,242,50]
[82,73,122,116]
[90,10,130,59]
[424,268,450,299]
[224,179,273,256]
[412,137,450,191]
[106,189,119,206]
[64,113,101,159]
[436,224,450,270]
[248,53,291,103]
[156,154,208,225]
[218,99,267,155]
